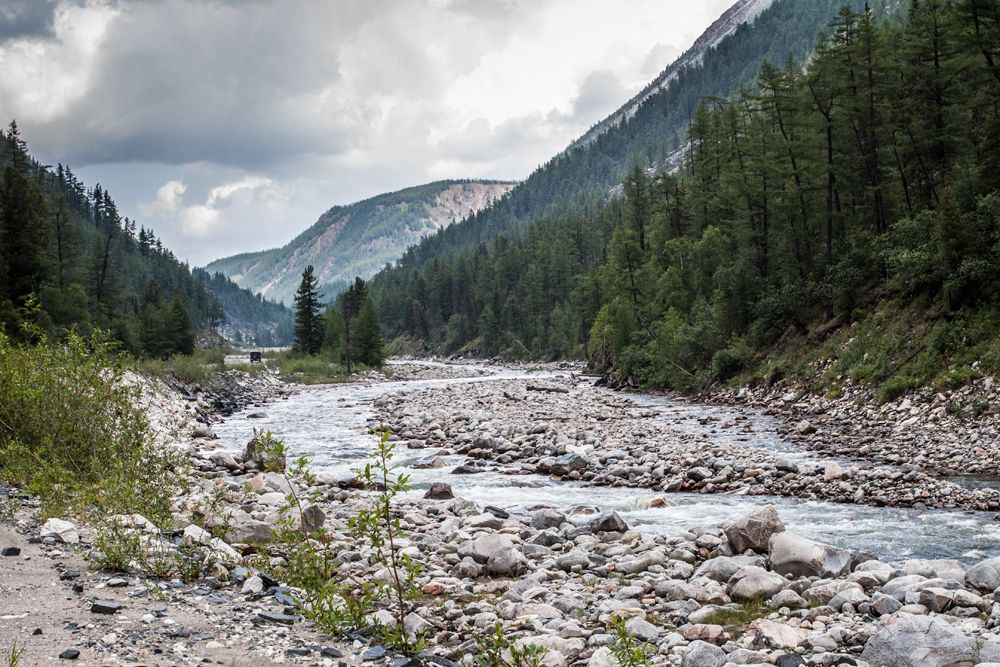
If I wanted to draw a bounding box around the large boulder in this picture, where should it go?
[727,565,786,602]
[723,505,785,554]
[966,556,1000,592]
[860,613,1000,667]
[695,555,765,583]
[459,534,516,564]
[768,532,851,579]
[549,453,589,476]
[40,518,79,544]
[242,433,285,472]
[424,482,454,500]
[681,640,726,667]
[589,511,628,533]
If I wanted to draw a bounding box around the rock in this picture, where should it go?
[91,600,121,614]
[795,420,816,434]
[624,617,661,642]
[768,532,851,578]
[242,433,285,472]
[486,546,529,577]
[681,640,726,667]
[860,613,1000,667]
[589,511,628,533]
[917,587,954,613]
[728,565,786,602]
[587,647,618,667]
[40,518,79,545]
[556,550,590,572]
[2,546,20,557]
[550,453,589,475]
[300,504,325,534]
[255,611,297,626]
[967,556,1000,592]
[723,505,785,554]
[460,534,515,564]
[745,619,808,649]
[828,585,868,611]
[687,467,713,482]
[58,649,80,660]
[362,645,387,661]
[467,513,504,530]
[241,575,264,596]
[532,508,566,530]
[694,555,763,582]
[869,593,905,617]
[403,612,432,636]
[424,482,454,500]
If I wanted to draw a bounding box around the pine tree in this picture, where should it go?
[0,166,49,306]
[352,297,384,368]
[292,265,323,355]
[338,277,369,373]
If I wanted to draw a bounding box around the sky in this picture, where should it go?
[0,0,735,266]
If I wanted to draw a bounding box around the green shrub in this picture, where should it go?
[0,329,178,522]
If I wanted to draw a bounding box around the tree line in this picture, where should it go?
[371,1,1000,390]
[293,266,384,371]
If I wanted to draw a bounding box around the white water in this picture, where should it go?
[213,362,1000,563]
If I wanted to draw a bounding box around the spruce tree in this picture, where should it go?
[293,265,322,355]
[353,297,384,368]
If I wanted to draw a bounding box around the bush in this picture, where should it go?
[0,328,178,522]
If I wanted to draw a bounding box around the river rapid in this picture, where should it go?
[212,361,1000,564]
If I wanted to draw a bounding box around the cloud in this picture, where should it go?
[0,0,61,42]
[141,174,277,242]
[0,0,741,264]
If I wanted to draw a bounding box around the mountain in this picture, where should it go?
[205,179,514,306]
[0,124,292,350]
[370,0,1000,402]
[567,0,776,153]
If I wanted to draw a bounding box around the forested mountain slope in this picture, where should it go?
[0,127,292,351]
[374,0,899,274]
[372,1,1000,400]
[205,180,513,306]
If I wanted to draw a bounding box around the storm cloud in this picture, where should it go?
[0,0,738,265]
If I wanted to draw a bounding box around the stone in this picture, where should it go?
[966,556,1000,592]
[241,575,264,596]
[460,534,515,564]
[58,649,80,660]
[90,600,121,615]
[486,546,529,577]
[300,504,325,534]
[403,612,432,636]
[550,453,589,475]
[681,640,726,667]
[795,420,816,435]
[728,566,786,602]
[40,518,79,545]
[587,647,617,667]
[242,433,285,472]
[623,617,661,642]
[687,467,713,482]
[723,505,785,554]
[589,511,628,533]
[860,613,1000,667]
[745,619,808,649]
[532,508,566,530]
[424,482,454,500]
[363,645,387,661]
[467,513,504,530]
[768,532,851,578]
[694,555,763,582]
[556,550,590,571]
[827,585,869,611]
[255,611,297,626]
[2,546,20,557]
[917,587,954,613]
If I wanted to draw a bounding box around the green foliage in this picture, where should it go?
[349,428,425,654]
[699,599,772,630]
[609,618,654,667]
[6,640,23,667]
[293,265,323,355]
[474,622,549,667]
[370,2,1000,398]
[0,325,178,521]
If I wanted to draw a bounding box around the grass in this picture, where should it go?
[261,350,356,385]
[739,297,1000,405]
[138,347,228,384]
[699,599,771,631]
[0,329,179,524]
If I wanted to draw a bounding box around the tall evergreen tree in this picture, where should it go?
[292,265,323,355]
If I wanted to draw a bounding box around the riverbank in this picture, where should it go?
[4,360,1000,666]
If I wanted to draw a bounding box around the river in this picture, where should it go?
[213,361,1000,563]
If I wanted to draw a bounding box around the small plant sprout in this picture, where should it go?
[609,617,654,667]
[474,622,548,667]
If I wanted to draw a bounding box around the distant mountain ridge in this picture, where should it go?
[567,0,775,153]
[205,180,514,305]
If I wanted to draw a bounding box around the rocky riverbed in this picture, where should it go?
[4,360,1000,667]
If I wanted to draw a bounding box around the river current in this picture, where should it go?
[213,362,1000,563]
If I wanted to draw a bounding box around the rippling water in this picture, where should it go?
[213,362,1000,563]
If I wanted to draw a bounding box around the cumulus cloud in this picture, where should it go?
[0,0,742,264]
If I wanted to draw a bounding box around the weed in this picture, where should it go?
[6,640,23,667]
[699,599,771,631]
[474,622,548,667]
[609,618,654,667]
